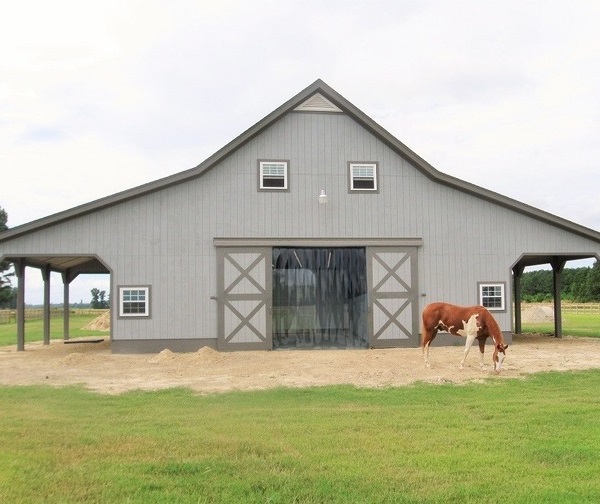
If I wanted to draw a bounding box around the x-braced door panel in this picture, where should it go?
[368,247,419,348]
[217,247,271,351]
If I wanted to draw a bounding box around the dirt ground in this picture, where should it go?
[2,333,600,395]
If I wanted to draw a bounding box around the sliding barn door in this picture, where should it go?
[217,247,271,351]
[368,247,419,348]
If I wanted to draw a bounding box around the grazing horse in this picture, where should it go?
[421,302,508,372]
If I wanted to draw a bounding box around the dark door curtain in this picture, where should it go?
[272,248,368,349]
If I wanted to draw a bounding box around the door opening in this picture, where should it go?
[272,248,368,349]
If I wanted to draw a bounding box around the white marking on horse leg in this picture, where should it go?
[423,341,431,368]
[460,333,477,370]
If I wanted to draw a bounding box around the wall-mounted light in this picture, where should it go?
[318,189,328,205]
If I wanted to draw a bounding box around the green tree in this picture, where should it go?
[570,268,590,301]
[98,290,108,309]
[521,270,553,298]
[0,206,15,308]
[520,265,600,303]
[585,260,600,301]
[90,288,100,309]
[90,288,109,309]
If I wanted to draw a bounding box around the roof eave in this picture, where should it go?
[0,81,326,243]
[1,79,599,244]
[313,82,600,243]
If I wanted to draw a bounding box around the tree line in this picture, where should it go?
[521,261,600,302]
[90,288,109,309]
[0,206,13,308]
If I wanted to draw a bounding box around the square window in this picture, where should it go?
[478,283,505,311]
[259,160,289,191]
[349,162,378,191]
[118,286,150,318]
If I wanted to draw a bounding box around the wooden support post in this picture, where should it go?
[551,258,567,338]
[513,264,524,334]
[62,269,70,341]
[42,265,51,345]
[15,260,26,351]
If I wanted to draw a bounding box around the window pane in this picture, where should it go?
[263,177,285,188]
[352,165,374,178]
[480,284,504,310]
[260,161,287,190]
[120,287,149,317]
[350,163,377,191]
[262,163,286,176]
[353,179,375,189]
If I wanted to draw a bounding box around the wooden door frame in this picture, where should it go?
[367,246,420,348]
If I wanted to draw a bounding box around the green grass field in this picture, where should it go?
[1,371,600,503]
[0,313,107,347]
[521,311,600,337]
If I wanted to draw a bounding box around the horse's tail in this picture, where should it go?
[419,310,426,348]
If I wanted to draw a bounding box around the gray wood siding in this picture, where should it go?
[2,110,598,342]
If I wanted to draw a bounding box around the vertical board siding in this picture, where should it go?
[1,109,598,344]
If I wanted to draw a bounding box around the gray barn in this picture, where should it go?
[1,79,599,353]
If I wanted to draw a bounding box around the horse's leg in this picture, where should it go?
[422,328,437,368]
[422,329,431,368]
[477,337,486,370]
[460,333,478,369]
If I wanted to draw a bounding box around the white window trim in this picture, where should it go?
[478,282,506,311]
[348,162,379,192]
[258,160,289,191]
[118,286,151,318]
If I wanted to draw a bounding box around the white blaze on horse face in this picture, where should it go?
[495,350,506,372]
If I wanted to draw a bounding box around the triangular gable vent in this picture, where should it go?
[294,92,343,113]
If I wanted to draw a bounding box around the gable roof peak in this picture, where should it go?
[1,79,598,244]
[294,92,343,113]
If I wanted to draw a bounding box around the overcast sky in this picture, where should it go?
[2,0,599,304]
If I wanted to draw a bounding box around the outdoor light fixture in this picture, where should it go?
[318,189,328,205]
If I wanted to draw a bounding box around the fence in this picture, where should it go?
[561,303,600,314]
[0,308,104,324]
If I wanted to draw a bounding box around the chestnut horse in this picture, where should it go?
[421,302,508,372]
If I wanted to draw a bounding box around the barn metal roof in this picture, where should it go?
[1,79,599,247]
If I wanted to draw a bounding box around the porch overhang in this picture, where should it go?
[512,252,599,338]
[4,255,109,278]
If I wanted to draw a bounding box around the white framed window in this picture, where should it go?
[478,282,505,311]
[118,286,151,318]
[258,160,289,191]
[349,162,378,191]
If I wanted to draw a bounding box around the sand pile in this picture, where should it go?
[147,349,177,364]
[521,305,554,323]
[82,311,111,331]
[2,334,600,394]
[193,346,226,364]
